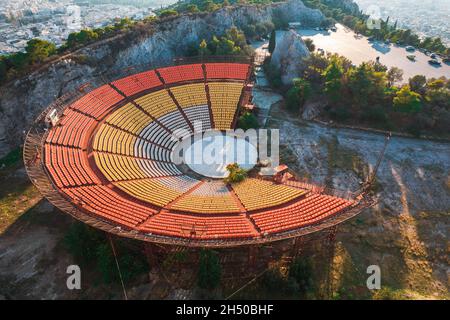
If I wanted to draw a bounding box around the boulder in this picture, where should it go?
[271,30,310,85]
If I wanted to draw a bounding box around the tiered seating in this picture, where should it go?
[231,178,307,211]
[111,70,162,97]
[95,153,180,181]
[157,64,204,84]
[44,144,100,188]
[169,83,208,108]
[137,159,181,177]
[208,82,243,130]
[93,124,138,156]
[62,185,155,228]
[94,153,144,181]
[105,103,152,134]
[184,105,212,131]
[156,110,191,140]
[138,211,258,240]
[139,121,176,150]
[40,63,360,243]
[115,176,199,207]
[170,181,241,214]
[134,90,179,119]
[251,194,354,235]
[134,138,172,161]
[205,63,249,80]
[45,109,97,149]
[70,85,124,120]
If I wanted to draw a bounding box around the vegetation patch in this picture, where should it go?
[64,222,149,285]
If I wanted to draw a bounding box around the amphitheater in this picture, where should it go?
[24,59,372,248]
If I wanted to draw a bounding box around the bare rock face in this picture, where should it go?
[271,30,310,85]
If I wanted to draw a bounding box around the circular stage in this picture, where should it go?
[177,132,258,178]
[24,61,368,247]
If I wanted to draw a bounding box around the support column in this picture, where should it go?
[292,236,304,259]
[144,243,159,268]
[248,246,259,273]
[326,226,338,299]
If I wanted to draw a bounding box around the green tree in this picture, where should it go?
[323,58,343,102]
[237,112,259,130]
[347,62,387,107]
[393,85,422,113]
[204,0,218,12]
[226,27,246,49]
[304,38,315,52]
[293,77,312,107]
[224,163,247,183]
[159,9,178,19]
[302,53,329,83]
[408,75,427,95]
[268,30,276,54]
[187,4,199,13]
[197,250,221,290]
[25,38,56,64]
[425,86,450,109]
[216,38,238,55]
[386,67,403,87]
[67,29,99,47]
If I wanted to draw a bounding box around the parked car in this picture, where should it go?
[428,59,441,66]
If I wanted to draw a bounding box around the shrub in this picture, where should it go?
[286,86,301,112]
[224,163,247,183]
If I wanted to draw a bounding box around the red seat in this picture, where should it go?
[157,64,204,84]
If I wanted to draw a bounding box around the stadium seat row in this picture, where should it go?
[231,178,307,211]
[251,194,354,234]
[111,69,162,97]
[115,176,199,207]
[44,144,100,188]
[208,82,244,130]
[138,211,258,240]
[62,185,155,228]
[46,109,97,149]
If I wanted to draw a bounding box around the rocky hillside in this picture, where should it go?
[0,0,324,158]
